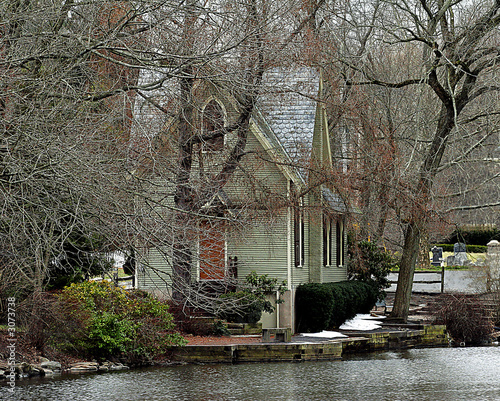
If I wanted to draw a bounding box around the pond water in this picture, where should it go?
[5,346,500,401]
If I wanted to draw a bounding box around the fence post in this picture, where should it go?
[440,264,445,293]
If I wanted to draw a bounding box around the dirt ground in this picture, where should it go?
[185,334,263,346]
[184,292,443,346]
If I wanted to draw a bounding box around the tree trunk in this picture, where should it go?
[391,106,454,321]
[172,68,195,303]
[391,220,421,321]
[418,231,430,269]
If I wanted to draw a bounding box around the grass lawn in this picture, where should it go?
[392,252,486,272]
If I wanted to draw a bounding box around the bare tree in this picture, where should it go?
[312,0,500,320]
[129,0,336,311]
[1,0,132,292]
[1,0,327,318]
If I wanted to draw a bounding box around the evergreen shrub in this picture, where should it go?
[432,244,487,253]
[295,283,334,332]
[56,281,185,362]
[296,281,378,333]
[347,240,396,300]
[218,291,268,324]
[445,226,499,246]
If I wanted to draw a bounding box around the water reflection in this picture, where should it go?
[5,347,500,401]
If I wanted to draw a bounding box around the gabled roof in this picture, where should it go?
[254,67,347,213]
[256,67,320,167]
[131,65,348,213]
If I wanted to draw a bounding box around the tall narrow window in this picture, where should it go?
[202,100,225,151]
[323,215,333,266]
[336,217,344,267]
[294,200,305,267]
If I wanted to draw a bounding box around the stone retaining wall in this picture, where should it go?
[171,342,345,363]
[341,325,449,354]
[171,325,449,364]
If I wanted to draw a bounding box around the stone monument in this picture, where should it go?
[431,246,443,266]
[486,240,500,292]
[453,242,468,266]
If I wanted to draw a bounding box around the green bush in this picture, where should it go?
[296,283,334,332]
[432,244,455,252]
[87,311,136,354]
[216,272,287,324]
[326,281,378,328]
[56,281,185,362]
[432,244,487,253]
[445,226,499,246]
[347,240,396,300]
[218,291,268,324]
[467,245,488,253]
[296,281,378,333]
[211,320,231,337]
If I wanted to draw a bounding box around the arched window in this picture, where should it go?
[202,100,225,151]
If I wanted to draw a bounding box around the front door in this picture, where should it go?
[199,223,226,280]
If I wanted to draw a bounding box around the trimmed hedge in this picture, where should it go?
[295,281,378,333]
[445,227,499,246]
[432,244,487,253]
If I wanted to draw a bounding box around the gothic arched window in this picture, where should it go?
[202,100,225,151]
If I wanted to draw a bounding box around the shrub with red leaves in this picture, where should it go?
[432,294,494,345]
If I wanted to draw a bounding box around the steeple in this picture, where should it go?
[311,69,332,174]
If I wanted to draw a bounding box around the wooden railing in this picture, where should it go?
[390,265,445,293]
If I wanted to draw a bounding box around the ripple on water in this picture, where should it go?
[5,347,500,401]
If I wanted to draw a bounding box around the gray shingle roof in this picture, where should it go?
[257,67,320,165]
[322,187,347,213]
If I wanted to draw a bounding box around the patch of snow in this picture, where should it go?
[300,331,347,338]
[357,314,386,320]
[339,314,384,331]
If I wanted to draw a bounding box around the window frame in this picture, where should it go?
[336,217,344,267]
[294,198,305,268]
[323,214,333,267]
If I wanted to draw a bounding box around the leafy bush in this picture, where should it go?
[296,281,378,333]
[218,291,269,323]
[216,272,287,324]
[56,281,185,362]
[211,320,231,337]
[87,311,136,354]
[348,240,396,300]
